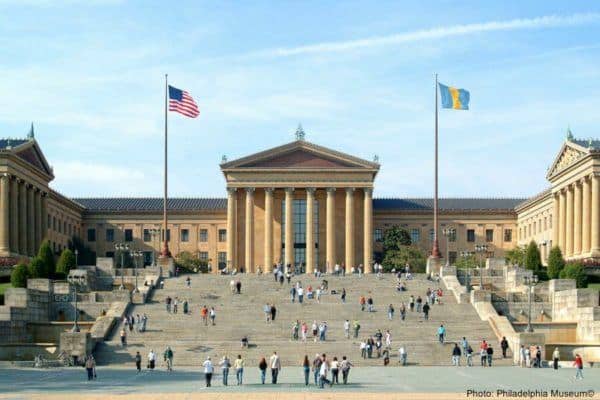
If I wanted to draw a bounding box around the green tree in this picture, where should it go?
[27,257,48,279]
[455,254,478,269]
[546,246,566,279]
[559,262,588,288]
[10,263,29,288]
[37,240,55,277]
[56,249,77,277]
[68,235,95,266]
[382,246,426,272]
[524,241,542,271]
[505,246,526,267]
[175,251,207,273]
[382,226,411,252]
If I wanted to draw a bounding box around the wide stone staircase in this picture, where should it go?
[94,273,513,367]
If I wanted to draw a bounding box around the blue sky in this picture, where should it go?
[1,1,599,199]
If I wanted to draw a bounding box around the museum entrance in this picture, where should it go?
[281,198,319,273]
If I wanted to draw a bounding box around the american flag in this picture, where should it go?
[168,85,200,118]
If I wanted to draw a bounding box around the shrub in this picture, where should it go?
[524,241,542,271]
[455,254,478,269]
[37,240,55,277]
[546,246,565,279]
[505,246,526,267]
[27,257,48,279]
[382,226,412,252]
[559,262,587,288]
[10,263,29,288]
[382,246,426,272]
[56,249,77,277]
[175,251,206,273]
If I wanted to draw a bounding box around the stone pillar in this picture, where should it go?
[284,188,294,268]
[35,189,42,252]
[0,174,9,254]
[244,188,254,273]
[552,193,559,250]
[264,188,274,273]
[591,174,600,255]
[305,188,315,274]
[325,188,336,273]
[19,180,27,256]
[345,187,355,273]
[27,184,35,256]
[582,177,591,254]
[363,188,373,274]
[558,189,566,253]
[226,188,237,270]
[574,181,582,255]
[10,177,19,254]
[565,185,574,257]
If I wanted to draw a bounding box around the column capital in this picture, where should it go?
[306,187,316,194]
[0,173,9,180]
[284,187,295,194]
[326,187,336,194]
[345,187,355,194]
[264,187,275,194]
[364,187,373,195]
[245,187,255,194]
[227,187,237,194]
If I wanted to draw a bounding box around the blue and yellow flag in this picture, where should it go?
[438,83,470,110]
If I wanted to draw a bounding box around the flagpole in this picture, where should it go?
[162,74,171,257]
[432,73,441,259]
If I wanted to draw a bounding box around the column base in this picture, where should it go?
[426,256,442,275]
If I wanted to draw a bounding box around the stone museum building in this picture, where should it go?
[0,127,598,273]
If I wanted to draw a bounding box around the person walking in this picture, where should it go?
[183,299,188,314]
[367,297,374,312]
[147,349,156,370]
[312,354,322,385]
[416,296,422,313]
[519,345,527,367]
[387,304,394,320]
[466,345,474,367]
[331,357,339,384]
[319,354,332,388]
[552,347,560,370]
[341,288,346,303]
[480,347,487,367]
[173,297,178,314]
[340,356,353,384]
[163,346,174,371]
[203,356,214,387]
[573,354,584,379]
[344,320,350,339]
[298,286,304,303]
[209,307,216,326]
[312,321,318,342]
[263,303,271,323]
[301,321,308,342]
[422,302,430,320]
[270,304,277,322]
[534,346,542,368]
[437,324,446,344]
[487,345,494,367]
[219,355,231,386]
[134,351,142,373]
[270,351,281,384]
[353,320,361,338]
[385,330,392,350]
[234,354,244,385]
[120,328,127,347]
[201,306,208,326]
[302,355,310,386]
[84,355,96,381]
[452,343,461,366]
[409,295,415,312]
[290,286,296,303]
[400,303,406,321]
[359,295,366,311]
[399,346,407,366]
[258,357,267,384]
[500,337,509,358]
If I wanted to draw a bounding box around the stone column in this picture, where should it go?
[35,189,42,252]
[565,185,574,257]
[591,174,600,255]
[0,174,9,254]
[19,180,27,255]
[345,187,355,273]
[10,177,19,253]
[363,188,373,274]
[41,192,48,242]
[264,188,274,273]
[574,181,582,255]
[226,188,237,270]
[305,188,315,275]
[284,188,294,268]
[552,193,559,250]
[27,184,35,256]
[244,188,255,273]
[558,189,566,253]
[325,188,336,273]
[582,177,591,254]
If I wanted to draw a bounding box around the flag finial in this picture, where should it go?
[566,125,573,140]
[295,124,305,141]
[221,155,228,163]
[27,122,35,139]
[373,154,379,163]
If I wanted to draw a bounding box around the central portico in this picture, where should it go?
[220,134,380,274]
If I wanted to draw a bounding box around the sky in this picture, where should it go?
[1,1,600,199]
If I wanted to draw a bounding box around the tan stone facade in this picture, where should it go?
[1,129,598,271]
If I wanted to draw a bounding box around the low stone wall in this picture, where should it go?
[89,301,129,341]
[0,343,59,361]
[492,301,552,322]
[553,288,600,343]
[441,266,469,304]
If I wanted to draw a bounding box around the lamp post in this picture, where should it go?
[460,250,474,292]
[475,244,488,289]
[68,274,84,333]
[524,274,539,332]
[442,227,456,267]
[132,250,142,293]
[74,249,79,266]
[115,243,129,290]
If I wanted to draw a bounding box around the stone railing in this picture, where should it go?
[440,266,469,303]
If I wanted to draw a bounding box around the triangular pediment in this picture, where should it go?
[12,140,53,177]
[221,140,379,170]
[546,140,588,180]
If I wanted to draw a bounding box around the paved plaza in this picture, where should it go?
[0,366,598,399]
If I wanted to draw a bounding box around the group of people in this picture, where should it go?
[358,329,393,363]
[119,314,149,346]
[306,353,354,387]
[450,338,495,367]
[202,352,282,387]
[164,296,192,314]
[140,347,174,372]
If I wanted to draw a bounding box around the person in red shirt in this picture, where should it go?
[480,339,488,351]
[201,306,208,326]
[573,354,584,380]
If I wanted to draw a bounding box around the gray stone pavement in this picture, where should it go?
[0,366,598,397]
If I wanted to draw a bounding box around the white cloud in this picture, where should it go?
[253,13,600,57]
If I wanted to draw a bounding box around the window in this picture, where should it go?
[218,229,227,242]
[58,219,62,233]
[373,229,383,242]
[449,251,457,265]
[549,215,552,228]
[143,229,151,242]
[485,229,494,242]
[106,229,114,242]
[199,251,209,261]
[47,215,51,230]
[533,222,537,234]
[466,229,475,242]
[429,228,435,242]
[124,229,133,242]
[218,251,227,269]
[87,228,96,242]
[448,229,457,242]
[63,221,67,235]
[181,229,189,242]
[199,229,208,242]
[504,229,512,242]
[53,216,57,231]
[410,228,420,243]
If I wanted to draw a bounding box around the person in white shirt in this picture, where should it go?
[203,356,214,387]
[147,349,156,370]
[298,286,304,303]
[343,320,350,339]
[330,357,340,384]
[399,346,407,366]
[269,352,281,384]
[319,354,331,388]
